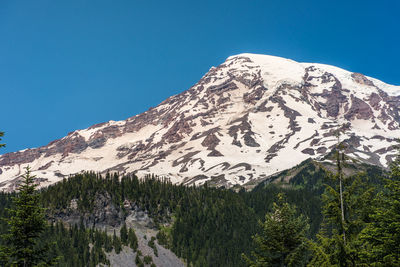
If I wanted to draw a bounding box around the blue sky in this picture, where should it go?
[1,0,399,154]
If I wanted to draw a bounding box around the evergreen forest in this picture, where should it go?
[0,153,399,266]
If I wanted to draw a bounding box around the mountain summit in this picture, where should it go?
[1,53,400,190]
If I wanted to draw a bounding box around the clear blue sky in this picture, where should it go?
[1,0,399,154]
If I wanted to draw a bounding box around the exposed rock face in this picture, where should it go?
[48,192,154,229]
[344,95,374,120]
[352,72,375,87]
[1,53,400,190]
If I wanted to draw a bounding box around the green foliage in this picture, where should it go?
[1,160,393,267]
[0,191,126,266]
[39,173,263,266]
[120,223,128,246]
[156,225,171,248]
[47,221,111,266]
[148,236,158,257]
[36,171,328,266]
[243,193,311,267]
[169,184,257,266]
[309,170,379,266]
[113,229,122,254]
[0,167,57,266]
[143,255,152,264]
[0,131,5,148]
[135,253,142,265]
[358,156,400,265]
[0,192,14,244]
[128,227,138,251]
[283,159,328,193]
[249,182,323,238]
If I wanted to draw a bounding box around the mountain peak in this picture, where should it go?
[227,53,296,62]
[1,54,400,191]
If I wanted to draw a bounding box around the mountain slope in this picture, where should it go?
[1,53,400,190]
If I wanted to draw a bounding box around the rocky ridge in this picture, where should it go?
[1,53,400,190]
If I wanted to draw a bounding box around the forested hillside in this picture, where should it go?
[0,156,396,266]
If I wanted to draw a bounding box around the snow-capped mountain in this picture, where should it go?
[1,53,400,190]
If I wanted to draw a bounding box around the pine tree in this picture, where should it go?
[135,253,142,265]
[242,193,310,266]
[0,166,57,266]
[0,131,5,148]
[143,255,152,264]
[128,228,138,251]
[359,153,400,265]
[335,132,346,245]
[309,156,376,265]
[120,223,128,245]
[113,229,122,254]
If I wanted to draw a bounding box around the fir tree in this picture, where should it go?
[309,161,377,265]
[143,255,152,264]
[0,131,5,148]
[0,166,56,266]
[120,223,128,245]
[359,153,400,265]
[113,229,122,254]
[335,132,346,245]
[242,193,310,266]
[128,228,138,251]
[148,236,158,257]
[135,253,142,265]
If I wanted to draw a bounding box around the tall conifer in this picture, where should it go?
[359,152,400,265]
[243,193,310,266]
[0,166,56,266]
